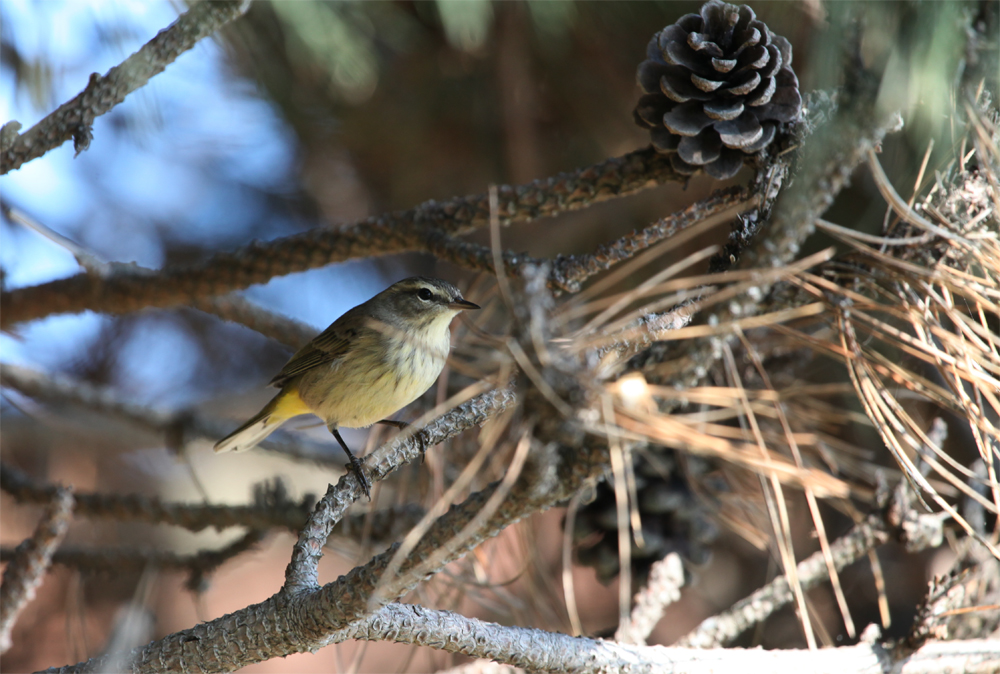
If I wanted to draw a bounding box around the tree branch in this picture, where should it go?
[0,487,74,653]
[423,187,753,293]
[283,385,517,593]
[1,529,264,592]
[0,463,424,541]
[44,346,592,674]
[616,553,686,646]
[0,363,337,463]
[1,147,682,328]
[189,293,316,349]
[340,603,1000,674]
[0,0,250,174]
[631,93,903,391]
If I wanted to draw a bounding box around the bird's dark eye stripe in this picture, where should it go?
[417,288,433,301]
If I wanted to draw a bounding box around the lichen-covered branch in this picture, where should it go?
[677,478,954,650]
[0,487,74,653]
[0,147,682,328]
[47,420,603,672]
[45,431,607,673]
[342,604,1000,674]
[616,553,686,646]
[0,0,250,174]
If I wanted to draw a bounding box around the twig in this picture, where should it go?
[0,462,424,541]
[0,1,250,174]
[676,484,951,650]
[189,293,316,349]
[2,207,316,348]
[1,529,264,593]
[0,487,74,653]
[0,363,337,463]
[1,147,683,328]
[632,94,904,394]
[676,513,886,648]
[615,553,686,646]
[424,187,753,293]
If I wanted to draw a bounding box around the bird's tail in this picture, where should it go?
[214,388,310,454]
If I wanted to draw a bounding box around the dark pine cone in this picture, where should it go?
[634,0,802,179]
[573,452,719,586]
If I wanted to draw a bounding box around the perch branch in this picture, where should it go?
[0,487,74,654]
[283,385,517,593]
[46,366,591,673]
[0,0,250,174]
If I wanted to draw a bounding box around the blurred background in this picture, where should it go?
[1,1,990,671]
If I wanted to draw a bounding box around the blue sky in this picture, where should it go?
[1,0,387,402]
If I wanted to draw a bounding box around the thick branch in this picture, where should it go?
[1,147,681,328]
[47,391,597,672]
[0,1,249,174]
[343,604,1000,674]
[0,487,74,653]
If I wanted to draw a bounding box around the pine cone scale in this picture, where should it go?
[664,102,716,137]
[704,99,745,121]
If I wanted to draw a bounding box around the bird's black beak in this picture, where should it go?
[448,298,480,311]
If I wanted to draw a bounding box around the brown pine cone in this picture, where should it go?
[634,1,802,179]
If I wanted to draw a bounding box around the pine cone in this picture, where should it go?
[634,1,802,180]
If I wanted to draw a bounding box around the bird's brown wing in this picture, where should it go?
[269,322,357,388]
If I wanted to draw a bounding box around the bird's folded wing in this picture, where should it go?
[269,325,356,387]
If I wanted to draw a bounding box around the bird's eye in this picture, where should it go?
[417,288,433,301]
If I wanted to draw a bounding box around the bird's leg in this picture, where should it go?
[377,419,427,461]
[330,427,371,499]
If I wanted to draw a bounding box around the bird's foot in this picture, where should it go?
[331,427,371,500]
[346,453,371,499]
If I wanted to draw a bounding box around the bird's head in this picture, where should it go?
[373,277,480,331]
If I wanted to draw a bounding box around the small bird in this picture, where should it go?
[214,277,480,496]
